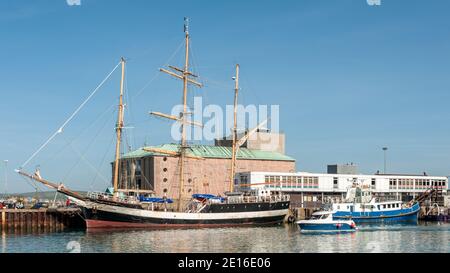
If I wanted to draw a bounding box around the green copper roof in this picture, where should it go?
[122,143,295,162]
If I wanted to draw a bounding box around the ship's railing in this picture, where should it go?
[374,196,401,203]
[87,191,139,204]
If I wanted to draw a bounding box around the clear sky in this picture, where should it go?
[1,0,450,193]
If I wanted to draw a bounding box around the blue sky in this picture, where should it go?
[1,0,450,193]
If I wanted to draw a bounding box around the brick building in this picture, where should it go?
[115,140,296,200]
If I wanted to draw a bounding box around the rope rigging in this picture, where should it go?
[130,38,185,101]
[19,61,122,170]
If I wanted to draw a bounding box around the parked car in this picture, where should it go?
[31,202,49,209]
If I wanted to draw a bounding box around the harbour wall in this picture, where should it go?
[0,209,85,231]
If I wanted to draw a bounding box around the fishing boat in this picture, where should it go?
[331,184,420,223]
[16,18,290,229]
[297,211,357,232]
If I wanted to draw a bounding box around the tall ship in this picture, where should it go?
[16,18,290,229]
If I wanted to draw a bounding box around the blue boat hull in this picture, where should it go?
[298,223,356,231]
[333,203,420,223]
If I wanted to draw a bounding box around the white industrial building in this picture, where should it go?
[236,170,448,208]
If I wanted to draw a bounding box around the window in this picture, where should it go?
[371,178,376,187]
[240,176,248,184]
[136,178,142,188]
[136,160,142,175]
[297,176,302,188]
[333,177,338,189]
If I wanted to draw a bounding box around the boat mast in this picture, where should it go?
[229,64,240,193]
[113,57,126,195]
[153,18,203,211]
[177,17,190,211]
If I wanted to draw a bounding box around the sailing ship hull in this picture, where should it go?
[81,200,290,229]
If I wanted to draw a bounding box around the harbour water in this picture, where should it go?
[1,222,449,253]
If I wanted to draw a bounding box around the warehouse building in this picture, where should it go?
[114,132,296,200]
[236,165,448,208]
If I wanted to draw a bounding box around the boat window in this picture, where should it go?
[383,204,386,209]
[388,204,391,208]
[333,177,338,189]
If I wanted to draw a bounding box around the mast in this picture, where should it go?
[229,64,240,193]
[153,18,203,211]
[177,17,190,211]
[113,57,126,195]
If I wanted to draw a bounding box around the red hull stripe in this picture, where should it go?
[85,219,281,229]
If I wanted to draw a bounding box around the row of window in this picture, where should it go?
[265,176,319,189]
[336,203,401,210]
[389,178,447,189]
[261,175,448,190]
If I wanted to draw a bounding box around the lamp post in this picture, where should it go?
[382,147,388,174]
[3,160,8,197]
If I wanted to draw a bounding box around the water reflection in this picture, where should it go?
[0,222,449,253]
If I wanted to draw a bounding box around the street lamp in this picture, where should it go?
[382,147,388,174]
[3,160,8,197]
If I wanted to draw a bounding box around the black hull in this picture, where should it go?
[206,201,288,213]
[81,201,290,229]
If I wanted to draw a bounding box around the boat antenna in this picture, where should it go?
[113,57,126,195]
